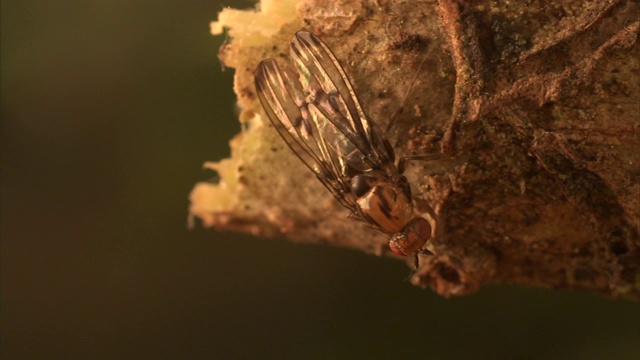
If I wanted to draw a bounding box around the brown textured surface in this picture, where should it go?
[192,0,639,299]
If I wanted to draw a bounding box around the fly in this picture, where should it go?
[254,30,434,268]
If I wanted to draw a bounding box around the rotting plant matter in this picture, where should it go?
[190,0,640,299]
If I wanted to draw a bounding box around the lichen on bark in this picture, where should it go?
[190,0,640,299]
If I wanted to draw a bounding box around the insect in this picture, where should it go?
[254,30,435,268]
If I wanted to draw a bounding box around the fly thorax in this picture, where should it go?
[351,174,414,234]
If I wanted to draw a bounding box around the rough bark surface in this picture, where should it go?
[191,0,640,299]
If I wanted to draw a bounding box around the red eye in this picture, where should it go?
[389,241,407,257]
[389,217,432,256]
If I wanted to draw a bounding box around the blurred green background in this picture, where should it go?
[2,1,639,359]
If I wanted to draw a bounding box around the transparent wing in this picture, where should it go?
[289,31,395,170]
[254,31,397,209]
[255,58,356,209]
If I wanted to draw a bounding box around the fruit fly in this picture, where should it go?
[254,30,434,268]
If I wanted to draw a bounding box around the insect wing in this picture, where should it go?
[255,60,320,174]
[289,31,395,170]
[255,57,355,209]
[254,31,399,210]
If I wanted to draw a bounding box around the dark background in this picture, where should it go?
[2,1,639,358]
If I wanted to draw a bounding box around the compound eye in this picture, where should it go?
[389,238,408,257]
[351,175,374,197]
[389,217,432,256]
[408,218,432,247]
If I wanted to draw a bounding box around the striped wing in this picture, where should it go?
[254,31,396,209]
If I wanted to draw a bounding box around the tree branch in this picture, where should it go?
[191,0,640,299]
